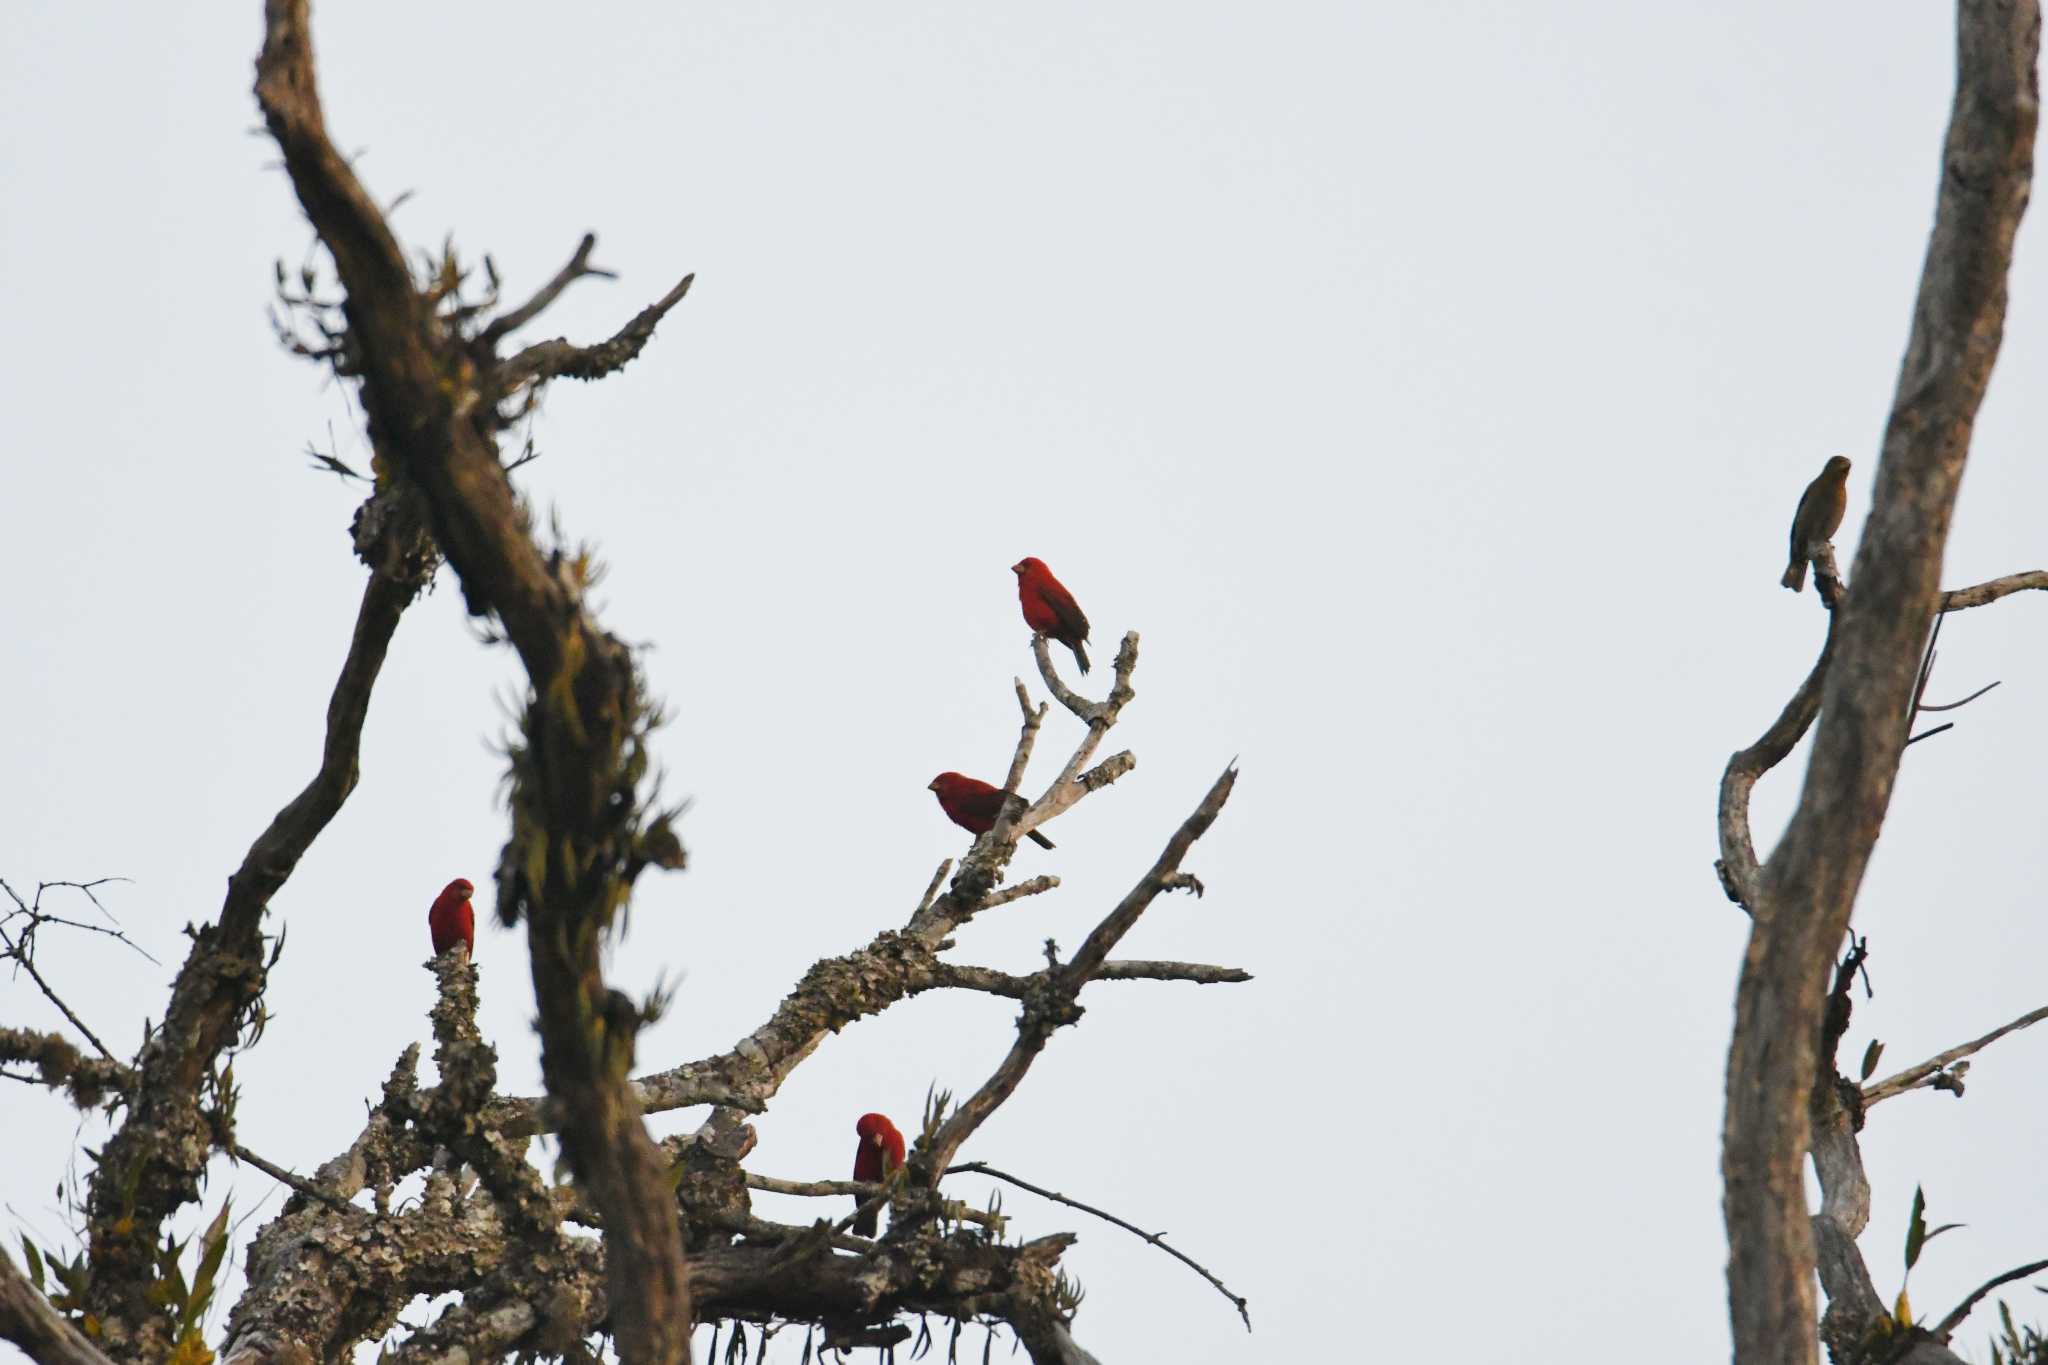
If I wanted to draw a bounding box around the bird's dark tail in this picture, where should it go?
[854,1205,878,1238]
[1782,560,1806,592]
[1071,640,1090,674]
[1028,829,1055,850]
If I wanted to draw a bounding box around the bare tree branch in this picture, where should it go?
[916,859,954,915]
[1862,1003,2048,1106]
[496,272,695,392]
[484,632,1157,1152]
[1940,570,2048,610]
[1932,1259,2048,1340]
[0,1027,131,1109]
[944,1161,1249,1330]
[742,1173,1005,1232]
[478,231,617,345]
[928,960,1250,999]
[985,876,1060,909]
[225,1143,354,1213]
[1095,959,1251,985]
[1719,559,2041,914]
[1715,617,1836,912]
[921,765,1236,1179]
[0,881,130,1064]
[0,1245,117,1365]
[1809,942,1891,1359]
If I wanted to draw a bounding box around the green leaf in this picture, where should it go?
[185,1201,233,1331]
[1860,1039,1885,1082]
[57,1251,89,1297]
[1906,1186,1929,1271]
[21,1237,44,1292]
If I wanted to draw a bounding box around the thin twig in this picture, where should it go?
[1908,611,1947,739]
[1903,611,1999,743]
[1,878,155,965]
[945,1161,1250,1331]
[479,232,618,345]
[916,860,954,916]
[1862,1003,2048,1107]
[228,1143,357,1213]
[0,922,118,1064]
[34,879,135,930]
[742,1173,1003,1230]
[988,683,1049,849]
[984,876,1058,910]
[1933,1258,2048,1340]
[1917,681,2001,712]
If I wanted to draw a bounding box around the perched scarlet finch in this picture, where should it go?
[928,772,1055,849]
[1782,456,1851,592]
[1013,557,1091,674]
[428,878,475,959]
[852,1112,907,1237]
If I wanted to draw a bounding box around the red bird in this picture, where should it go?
[928,772,1054,849]
[1013,557,1091,675]
[428,878,475,959]
[852,1112,907,1237]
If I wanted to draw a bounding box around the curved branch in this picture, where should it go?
[1715,616,1838,912]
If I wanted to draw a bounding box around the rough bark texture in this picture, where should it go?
[1722,6,2039,1365]
[219,957,598,1365]
[78,483,435,1359]
[0,1248,117,1365]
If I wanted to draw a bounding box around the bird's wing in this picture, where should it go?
[1043,580,1090,641]
[1790,478,1821,558]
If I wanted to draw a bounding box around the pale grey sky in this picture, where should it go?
[6,2,2048,1360]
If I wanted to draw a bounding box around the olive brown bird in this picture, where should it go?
[1013,556,1091,674]
[1782,455,1851,592]
[928,772,1055,849]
